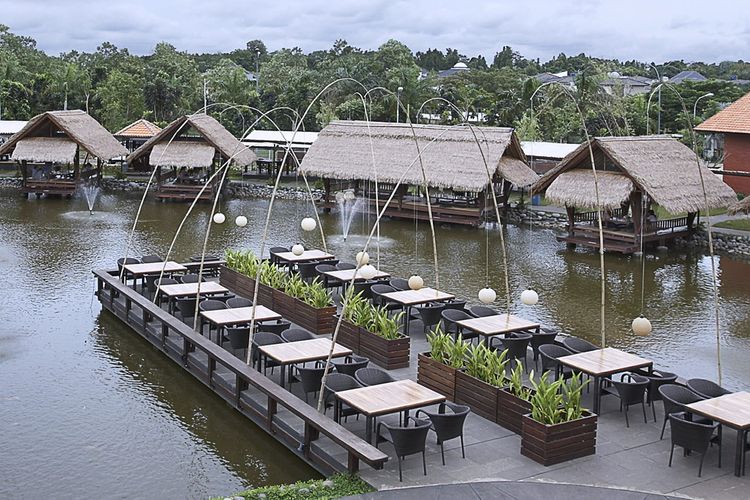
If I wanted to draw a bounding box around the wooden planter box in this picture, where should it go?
[520,411,597,466]
[334,319,409,370]
[335,317,360,352]
[220,265,336,334]
[455,370,498,422]
[417,353,457,400]
[497,388,534,435]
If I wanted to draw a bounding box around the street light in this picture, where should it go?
[646,77,669,135]
[255,50,260,92]
[693,92,715,119]
[396,86,403,123]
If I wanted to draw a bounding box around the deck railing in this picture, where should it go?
[573,208,624,223]
[654,216,689,232]
[93,269,388,475]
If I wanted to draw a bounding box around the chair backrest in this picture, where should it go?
[538,344,573,372]
[415,303,446,326]
[282,328,316,342]
[190,254,221,262]
[381,419,432,457]
[470,305,498,317]
[421,402,470,442]
[297,364,332,394]
[440,309,471,334]
[269,247,289,264]
[257,320,292,335]
[669,412,717,454]
[686,378,732,399]
[252,332,284,347]
[612,373,650,404]
[499,333,532,359]
[529,331,558,351]
[336,262,356,270]
[179,273,204,284]
[323,373,362,403]
[155,277,179,287]
[443,299,467,311]
[562,336,598,353]
[140,255,163,263]
[351,281,374,300]
[332,355,369,376]
[315,264,337,274]
[389,278,410,291]
[117,257,140,268]
[370,284,396,306]
[226,297,253,308]
[658,384,704,417]
[174,296,198,317]
[297,261,320,279]
[199,299,227,312]
[354,367,395,386]
[226,327,250,350]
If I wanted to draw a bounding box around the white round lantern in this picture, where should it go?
[235,215,248,227]
[356,251,370,265]
[360,264,378,280]
[408,275,424,290]
[520,289,539,306]
[344,190,356,201]
[212,212,226,224]
[335,192,345,203]
[478,287,497,304]
[632,316,652,336]
[301,217,317,232]
[291,244,305,256]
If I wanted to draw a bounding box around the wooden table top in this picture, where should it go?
[200,305,281,326]
[322,268,391,282]
[259,338,351,365]
[123,261,187,276]
[273,250,335,263]
[687,391,750,429]
[157,281,227,298]
[336,379,446,417]
[457,314,540,336]
[558,347,652,376]
[381,287,455,306]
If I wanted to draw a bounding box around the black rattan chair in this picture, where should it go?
[469,305,498,317]
[323,373,362,421]
[389,278,410,291]
[562,336,598,353]
[179,273,205,284]
[414,302,446,334]
[351,280,375,300]
[315,263,342,290]
[376,417,432,482]
[226,297,253,308]
[529,330,558,369]
[416,402,470,465]
[442,298,467,311]
[296,261,320,282]
[331,355,369,376]
[257,319,292,335]
[152,277,178,304]
[282,328,316,343]
[492,332,532,373]
[198,299,227,340]
[251,332,284,373]
[658,384,708,439]
[638,369,678,422]
[174,297,198,325]
[269,247,289,265]
[440,309,476,342]
[687,378,732,399]
[226,327,250,358]
[336,262,356,270]
[117,257,140,285]
[538,344,575,380]
[371,284,402,312]
[607,373,650,427]
[354,367,395,386]
[668,412,721,477]
[140,254,163,263]
[296,362,333,403]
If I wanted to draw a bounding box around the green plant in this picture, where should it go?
[368,308,403,340]
[446,335,468,369]
[561,372,588,421]
[220,473,374,500]
[508,363,532,401]
[528,371,589,425]
[485,348,509,387]
[284,273,307,299]
[303,278,334,308]
[464,343,488,379]
[259,260,288,289]
[426,327,450,363]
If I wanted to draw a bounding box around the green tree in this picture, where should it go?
[144,42,200,121]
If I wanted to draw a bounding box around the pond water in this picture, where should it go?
[1,188,749,499]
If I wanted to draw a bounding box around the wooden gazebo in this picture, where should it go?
[299,121,538,226]
[0,110,128,198]
[533,136,737,254]
[126,114,256,201]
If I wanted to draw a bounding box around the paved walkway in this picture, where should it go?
[345,480,682,499]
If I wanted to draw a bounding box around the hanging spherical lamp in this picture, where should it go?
[408,275,424,290]
[356,251,370,265]
[344,190,356,201]
[632,315,652,336]
[213,212,226,224]
[301,217,317,232]
[478,287,497,304]
[360,264,378,280]
[520,289,539,306]
[292,244,305,256]
[235,215,248,227]
[335,191,345,203]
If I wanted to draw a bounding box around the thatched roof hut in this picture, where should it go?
[299,121,537,191]
[729,196,750,215]
[533,136,736,214]
[0,110,128,162]
[127,114,256,169]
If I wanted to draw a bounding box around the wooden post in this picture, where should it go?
[630,191,643,247]
[565,205,576,236]
[501,180,512,213]
[21,160,28,197]
[96,158,102,185]
[267,397,277,432]
[74,148,80,182]
[687,211,697,233]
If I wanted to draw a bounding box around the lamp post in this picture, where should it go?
[693,92,715,119]
[396,86,403,123]
[255,50,260,92]
[203,78,208,113]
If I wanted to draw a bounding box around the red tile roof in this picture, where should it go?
[695,91,750,135]
[114,118,161,138]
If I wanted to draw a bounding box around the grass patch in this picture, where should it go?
[219,474,374,500]
[714,219,750,231]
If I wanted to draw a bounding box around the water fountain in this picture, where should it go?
[80,183,101,215]
[335,189,363,241]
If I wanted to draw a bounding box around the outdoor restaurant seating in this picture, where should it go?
[296,362,333,403]
[331,354,369,376]
[658,384,712,439]
[562,336,599,353]
[469,305,498,317]
[257,319,292,335]
[529,329,558,369]
[252,332,284,373]
[442,298,467,311]
[226,297,253,308]
[376,417,432,482]
[355,367,395,387]
[668,412,722,477]
[206,292,236,303]
[606,373,650,427]
[296,261,320,282]
[370,284,403,312]
[174,296,199,323]
[226,327,250,358]
[152,277,178,303]
[637,369,678,421]
[315,263,342,291]
[351,280,375,299]
[440,309,478,342]
[389,278,410,291]
[268,247,289,265]
[416,402,470,465]
[491,332,532,373]
[538,344,575,380]
[179,273,205,284]
[336,262,356,270]
[323,373,362,421]
[140,254,163,263]
[414,302,445,333]
[198,299,227,338]
[117,257,139,284]
[281,328,316,343]
[687,378,732,399]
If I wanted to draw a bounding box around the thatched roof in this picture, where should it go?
[299,121,537,192]
[114,118,161,138]
[546,170,634,209]
[11,137,78,163]
[127,114,256,167]
[0,110,128,161]
[150,142,216,168]
[533,136,736,214]
[729,196,750,215]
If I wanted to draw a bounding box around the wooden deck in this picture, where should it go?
[319,198,484,226]
[22,179,77,197]
[93,268,388,475]
[155,183,214,201]
[559,216,693,254]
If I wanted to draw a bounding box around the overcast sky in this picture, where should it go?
[3,0,748,63]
